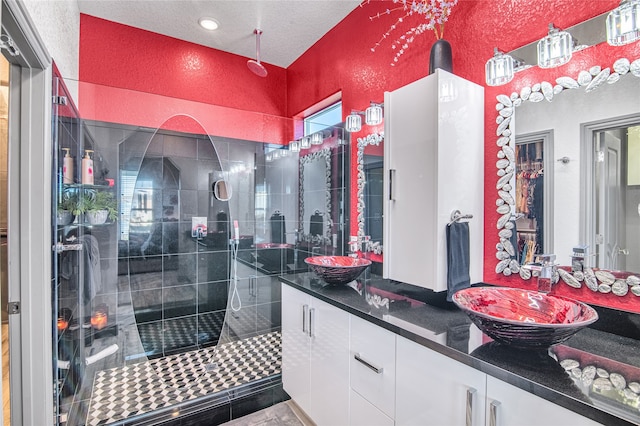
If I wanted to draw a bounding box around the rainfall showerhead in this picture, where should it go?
[248,29,268,77]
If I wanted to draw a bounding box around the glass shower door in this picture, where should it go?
[51,67,83,425]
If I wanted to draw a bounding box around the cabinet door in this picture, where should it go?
[350,389,394,426]
[281,284,312,415]
[309,296,350,426]
[486,376,602,426]
[396,336,486,426]
[350,315,396,419]
[383,73,439,288]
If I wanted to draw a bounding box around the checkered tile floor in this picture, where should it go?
[137,311,226,354]
[85,331,281,425]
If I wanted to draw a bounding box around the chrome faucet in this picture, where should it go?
[523,254,557,293]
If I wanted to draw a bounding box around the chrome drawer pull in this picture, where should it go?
[354,353,383,374]
[466,387,476,426]
[489,400,501,426]
[309,308,315,337]
[302,304,309,334]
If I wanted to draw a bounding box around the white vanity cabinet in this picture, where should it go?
[395,335,602,426]
[383,69,484,292]
[281,284,350,425]
[350,315,396,425]
[282,284,604,425]
[396,336,487,426]
[350,389,395,426]
[485,376,602,426]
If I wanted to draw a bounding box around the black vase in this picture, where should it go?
[429,39,453,74]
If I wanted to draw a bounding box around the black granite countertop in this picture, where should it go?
[279,272,640,426]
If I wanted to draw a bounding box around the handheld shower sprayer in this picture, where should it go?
[230,219,242,312]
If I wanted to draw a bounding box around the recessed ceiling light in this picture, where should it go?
[199,17,219,31]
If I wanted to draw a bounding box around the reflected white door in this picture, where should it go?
[595,130,624,270]
[592,125,640,273]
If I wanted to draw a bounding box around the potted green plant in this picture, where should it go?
[82,190,118,225]
[57,190,79,225]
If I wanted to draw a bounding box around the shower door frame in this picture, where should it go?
[1,0,53,425]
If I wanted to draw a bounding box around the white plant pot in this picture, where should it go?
[86,210,109,225]
[57,210,75,226]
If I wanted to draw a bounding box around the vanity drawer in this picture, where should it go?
[350,315,396,419]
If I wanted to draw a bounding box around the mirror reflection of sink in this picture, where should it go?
[305,256,372,285]
[254,243,294,267]
[452,287,598,348]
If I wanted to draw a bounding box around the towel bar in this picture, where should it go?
[449,209,473,226]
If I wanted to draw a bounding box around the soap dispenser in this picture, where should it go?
[62,148,73,184]
[81,150,94,185]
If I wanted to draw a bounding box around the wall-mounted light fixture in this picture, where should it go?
[265,145,294,162]
[346,110,364,132]
[484,9,628,86]
[485,48,516,86]
[365,102,384,125]
[311,132,324,145]
[289,140,300,152]
[607,0,640,46]
[346,103,384,133]
[537,23,574,68]
[300,136,312,149]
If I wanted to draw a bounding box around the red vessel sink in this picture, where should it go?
[452,287,598,348]
[305,256,372,285]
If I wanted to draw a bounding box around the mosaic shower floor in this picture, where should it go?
[86,331,281,425]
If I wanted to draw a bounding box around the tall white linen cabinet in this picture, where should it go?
[383,69,485,291]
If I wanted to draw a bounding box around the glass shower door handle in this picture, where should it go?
[52,242,83,253]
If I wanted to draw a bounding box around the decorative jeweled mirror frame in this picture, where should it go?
[494,56,640,296]
[356,132,384,254]
[299,147,332,245]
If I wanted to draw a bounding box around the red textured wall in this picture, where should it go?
[78,2,640,312]
[79,14,288,117]
[287,0,640,312]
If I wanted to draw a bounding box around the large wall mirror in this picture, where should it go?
[299,148,332,245]
[356,132,384,255]
[494,55,640,291]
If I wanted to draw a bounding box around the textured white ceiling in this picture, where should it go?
[77,0,361,68]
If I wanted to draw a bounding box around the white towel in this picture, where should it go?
[85,344,118,365]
